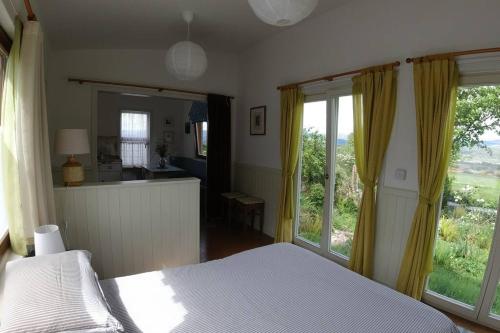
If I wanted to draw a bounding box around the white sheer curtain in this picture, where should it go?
[120,111,149,167]
[0,19,56,255]
[0,48,7,236]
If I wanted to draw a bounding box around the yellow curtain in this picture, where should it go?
[396,59,459,300]
[349,69,397,278]
[275,87,304,243]
[0,19,25,255]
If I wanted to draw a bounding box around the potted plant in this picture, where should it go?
[155,141,169,169]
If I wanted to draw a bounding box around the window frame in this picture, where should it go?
[194,121,208,159]
[119,110,151,168]
[421,79,500,330]
[293,84,354,268]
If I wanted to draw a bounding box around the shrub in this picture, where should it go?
[439,218,459,242]
[298,209,322,243]
[433,239,454,267]
[303,183,325,214]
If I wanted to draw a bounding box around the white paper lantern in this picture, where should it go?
[248,0,318,26]
[166,40,207,81]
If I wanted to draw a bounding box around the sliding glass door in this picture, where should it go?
[330,95,360,257]
[295,89,359,262]
[297,101,327,245]
[424,85,500,330]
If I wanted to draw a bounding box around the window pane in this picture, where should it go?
[120,112,149,167]
[330,95,359,257]
[195,122,208,157]
[427,86,500,307]
[297,101,327,244]
[492,280,500,316]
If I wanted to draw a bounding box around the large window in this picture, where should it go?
[194,121,208,158]
[424,85,500,330]
[296,91,360,261]
[120,111,150,167]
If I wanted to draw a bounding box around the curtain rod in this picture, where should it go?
[406,47,500,63]
[67,78,235,99]
[276,61,401,91]
[23,0,36,21]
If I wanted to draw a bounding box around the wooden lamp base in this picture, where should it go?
[62,155,84,186]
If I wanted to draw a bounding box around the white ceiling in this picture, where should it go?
[30,0,348,53]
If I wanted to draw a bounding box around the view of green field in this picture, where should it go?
[297,86,500,314]
[449,171,500,203]
[428,86,500,312]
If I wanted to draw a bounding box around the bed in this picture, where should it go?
[100,243,459,333]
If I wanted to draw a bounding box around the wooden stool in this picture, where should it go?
[221,192,246,225]
[235,196,265,233]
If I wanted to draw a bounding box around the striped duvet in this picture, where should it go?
[100,243,459,333]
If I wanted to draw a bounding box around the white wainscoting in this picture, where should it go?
[373,186,418,288]
[233,163,281,238]
[54,178,200,279]
[233,163,418,289]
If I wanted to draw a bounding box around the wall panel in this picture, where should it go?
[54,178,200,279]
[233,163,281,237]
[373,186,418,288]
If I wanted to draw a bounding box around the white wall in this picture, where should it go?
[37,0,500,286]
[237,0,500,188]
[97,91,196,167]
[0,0,16,38]
[54,178,200,279]
[236,0,500,285]
[46,48,239,180]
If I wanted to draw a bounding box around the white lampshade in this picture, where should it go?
[54,129,90,155]
[166,40,208,81]
[248,0,318,26]
[34,225,66,256]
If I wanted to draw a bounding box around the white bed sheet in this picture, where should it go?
[100,243,459,333]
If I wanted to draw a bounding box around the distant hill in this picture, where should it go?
[337,138,347,145]
[485,140,500,146]
[460,143,500,165]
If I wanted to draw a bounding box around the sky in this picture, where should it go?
[303,96,353,140]
[303,97,498,143]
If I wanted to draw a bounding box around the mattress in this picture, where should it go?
[100,243,459,333]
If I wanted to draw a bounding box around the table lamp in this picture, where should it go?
[55,129,90,186]
[34,225,65,256]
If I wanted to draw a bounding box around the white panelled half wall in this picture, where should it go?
[373,186,418,288]
[54,178,200,279]
[232,162,420,288]
[233,163,281,237]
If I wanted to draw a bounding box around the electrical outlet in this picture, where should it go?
[395,168,407,181]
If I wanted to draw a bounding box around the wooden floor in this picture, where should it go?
[199,222,496,333]
[200,222,274,263]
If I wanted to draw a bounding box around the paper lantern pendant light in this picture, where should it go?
[165,11,207,81]
[248,0,318,26]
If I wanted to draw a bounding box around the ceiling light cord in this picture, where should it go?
[182,10,194,41]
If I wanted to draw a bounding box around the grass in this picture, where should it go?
[428,266,481,306]
[429,266,500,315]
[449,172,500,203]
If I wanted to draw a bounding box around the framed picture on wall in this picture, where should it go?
[250,106,266,135]
[164,117,175,128]
[164,131,175,143]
